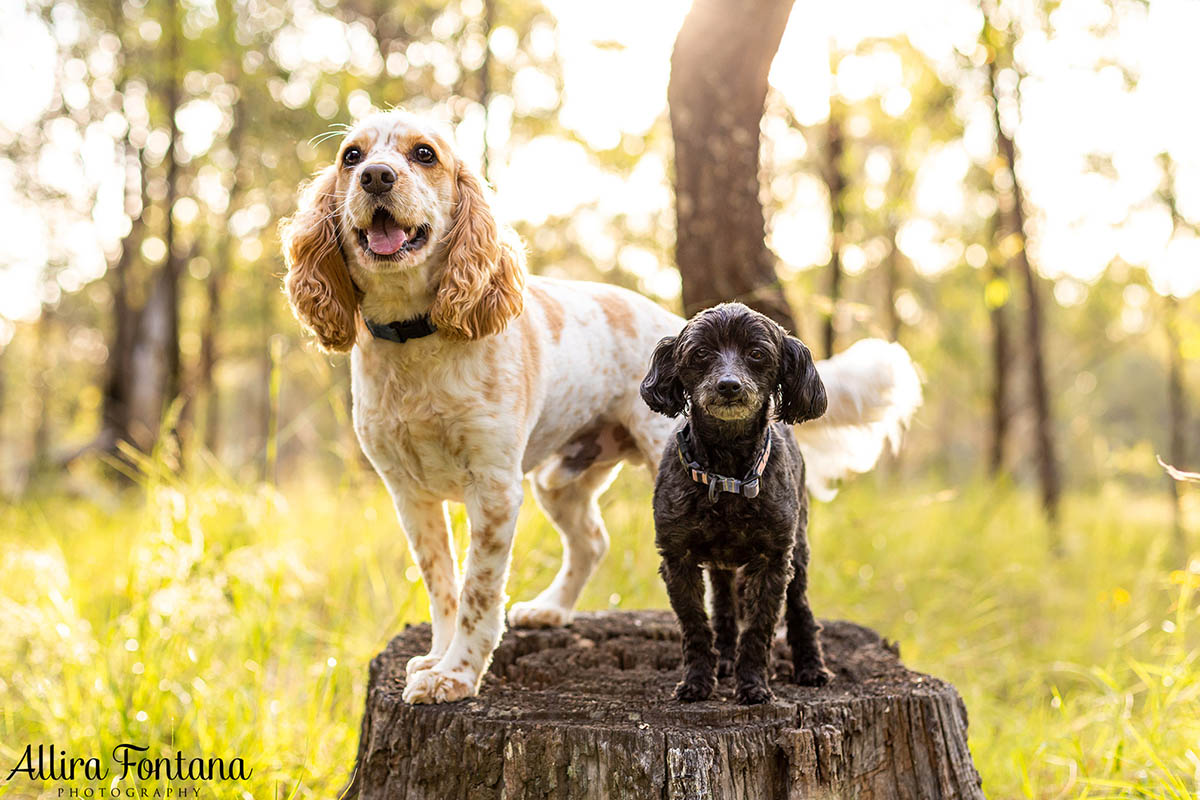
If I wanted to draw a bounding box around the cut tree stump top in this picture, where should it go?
[345,611,984,800]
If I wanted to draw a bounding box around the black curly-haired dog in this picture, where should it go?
[640,303,834,705]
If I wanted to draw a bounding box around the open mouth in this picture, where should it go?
[356,209,430,260]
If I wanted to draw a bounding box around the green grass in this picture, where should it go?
[1,467,1197,799]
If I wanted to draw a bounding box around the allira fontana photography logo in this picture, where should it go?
[5,743,252,797]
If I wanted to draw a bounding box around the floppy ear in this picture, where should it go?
[280,165,359,353]
[430,163,526,340]
[777,335,827,424]
[640,335,686,417]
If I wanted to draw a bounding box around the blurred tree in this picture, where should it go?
[186,0,245,454]
[983,8,1061,525]
[819,106,846,357]
[985,210,1011,477]
[97,0,188,458]
[33,306,54,476]
[1157,153,1194,559]
[668,0,797,330]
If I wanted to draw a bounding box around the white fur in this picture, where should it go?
[799,339,924,501]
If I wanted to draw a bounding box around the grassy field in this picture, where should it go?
[1,465,1198,799]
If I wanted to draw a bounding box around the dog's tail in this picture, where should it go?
[798,339,923,501]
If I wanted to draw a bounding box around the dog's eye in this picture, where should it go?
[693,347,711,361]
[342,147,363,167]
[748,348,766,361]
[412,144,437,165]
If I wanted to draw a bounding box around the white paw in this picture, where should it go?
[405,653,442,679]
[509,600,573,628]
[402,664,477,704]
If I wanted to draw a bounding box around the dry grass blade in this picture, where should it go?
[1158,455,1200,483]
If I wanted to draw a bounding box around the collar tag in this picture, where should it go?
[365,314,438,344]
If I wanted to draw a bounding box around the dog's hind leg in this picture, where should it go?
[785,533,833,686]
[508,461,622,628]
[709,568,738,678]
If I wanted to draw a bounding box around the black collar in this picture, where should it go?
[676,423,773,503]
[364,313,438,344]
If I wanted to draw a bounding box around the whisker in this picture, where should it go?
[308,130,348,148]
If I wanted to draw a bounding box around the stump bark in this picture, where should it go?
[344,611,984,799]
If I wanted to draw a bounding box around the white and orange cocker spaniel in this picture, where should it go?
[281,110,921,704]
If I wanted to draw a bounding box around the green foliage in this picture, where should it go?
[1,468,1196,798]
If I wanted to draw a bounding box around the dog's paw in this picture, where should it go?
[402,665,477,704]
[717,657,735,679]
[509,600,573,628]
[405,652,444,681]
[405,653,442,679]
[792,664,834,687]
[673,678,714,703]
[735,681,774,705]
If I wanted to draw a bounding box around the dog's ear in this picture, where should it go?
[777,335,827,424]
[431,162,526,340]
[281,165,359,353]
[640,335,686,417]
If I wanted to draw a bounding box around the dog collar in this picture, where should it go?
[365,313,438,344]
[676,423,773,503]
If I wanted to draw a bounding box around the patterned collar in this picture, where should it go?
[676,423,773,503]
[364,313,438,344]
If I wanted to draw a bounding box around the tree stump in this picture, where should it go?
[343,611,984,799]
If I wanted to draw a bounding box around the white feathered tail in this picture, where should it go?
[799,339,923,501]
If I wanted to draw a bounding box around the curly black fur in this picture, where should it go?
[640,303,833,704]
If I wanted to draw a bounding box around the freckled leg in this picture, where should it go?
[709,567,738,679]
[388,491,459,679]
[735,555,790,705]
[403,479,522,704]
[787,535,833,686]
[510,463,621,629]
[661,556,717,702]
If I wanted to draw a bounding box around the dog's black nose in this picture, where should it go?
[717,377,742,397]
[360,164,396,195]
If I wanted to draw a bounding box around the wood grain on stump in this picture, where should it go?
[343,611,984,799]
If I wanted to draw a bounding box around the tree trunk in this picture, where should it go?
[1159,154,1191,562]
[344,611,984,799]
[479,0,494,181]
[100,0,184,459]
[883,229,902,344]
[668,0,797,331]
[820,111,846,359]
[32,307,53,477]
[160,0,184,421]
[1166,295,1187,560]
[986,213,1010,478]
[99,0,147,456]
[257,291,271,479]
[194,0,245,456]
[0,343,6,484]
[986,28,1060,524]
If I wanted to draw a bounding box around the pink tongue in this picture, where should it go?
[366,214,408,255]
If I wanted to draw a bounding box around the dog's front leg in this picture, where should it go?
[661,556,717,702]
[734,553,790,705]
[403,478,522,704]
[391,493,460,680]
